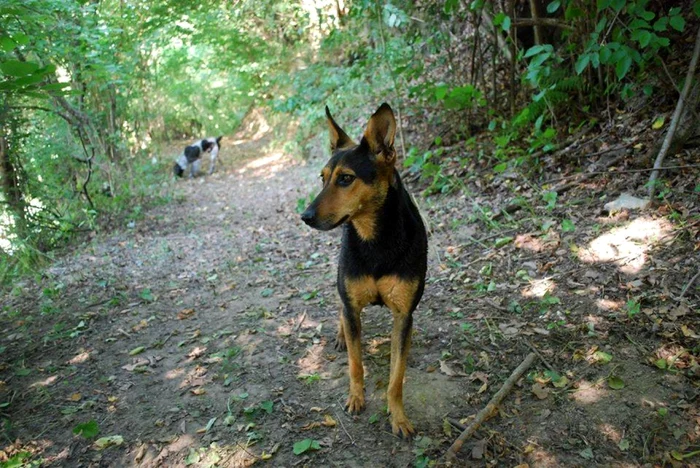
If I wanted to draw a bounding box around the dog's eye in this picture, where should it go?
[337,174,356,187]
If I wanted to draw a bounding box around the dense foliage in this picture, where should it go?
[1,0,699,282]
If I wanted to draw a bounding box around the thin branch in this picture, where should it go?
[679,268,700,300]
[444,353,537,463]
[512,18,574,31]
[648,27,700,199]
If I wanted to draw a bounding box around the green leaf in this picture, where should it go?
[593,351,612,364]
[561,219,576,233]
[615,54,632,79]
[493,237,514,248]
[0,60,39,77]
[73,420,100,439]
[129,346,145,356]
[493,162,507,173]
[639,10,655,21]
[185,448,201,465]
[579,447,594,460]
[93,435,124,450]
[205,417,217,432]
[139,288,154,301]
[259,400,274,414]
[293,438,320,455]
[669,15,685,32]
[608,376,625,389]
[653,17,668,31]
[596,0,611,12]
[610,0,625,12]
[618,438,630,451]
[575,54,590,74]
[261,288,274,297]
[434,84,448,100]
[546,1,560,13]
[0,36,15,52]
[654,358,667,369]
[369,413,379,424]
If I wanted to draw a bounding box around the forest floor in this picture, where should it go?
[1,111,699,467]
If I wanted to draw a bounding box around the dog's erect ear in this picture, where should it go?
[216,136,223,146]
[326,106,355,151]
[363,103,397,166]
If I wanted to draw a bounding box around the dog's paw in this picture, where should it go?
[344,393,365,414]
[334,333,347,351]
[390,413,415,439]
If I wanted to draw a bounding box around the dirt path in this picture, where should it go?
[1,120,698,467]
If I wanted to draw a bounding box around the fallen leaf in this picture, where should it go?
[531,383,550,400]
[69,393,82,402]
[121,358,149,371]
[177,308,195,320]
[471,438,487,459]
[439,360,466,377]
[322,414,336,427]
[129,346,145,356]
[608,376,625,390]
[190,388,206,396]
[94,435,124,450]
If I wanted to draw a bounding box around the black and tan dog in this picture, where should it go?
[301,103,428,437]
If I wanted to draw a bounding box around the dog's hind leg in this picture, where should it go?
[335,308,346,351]
[190,160,201,178]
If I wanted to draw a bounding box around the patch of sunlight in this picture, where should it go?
[521,278,556,298]
[297,341,329,377]
[164,367,185,380]
[598,422,622,444]
[527,447,559,466]
[30,375,59,388]
[67,350,90,364]
[595,298,623,311]
[178,364,208,390]
[571,380,607,404]
[237,152,287,179]
[0,211,16,253]
[367,336,391,355]
[578,217,672,274]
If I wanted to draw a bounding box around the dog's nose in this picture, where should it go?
[300,208,316,225]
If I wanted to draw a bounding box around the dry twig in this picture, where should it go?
[444,353,537,463]
[648,27,700,199]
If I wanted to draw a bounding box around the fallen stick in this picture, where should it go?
[444,352,537,464]
[648,27,700,199]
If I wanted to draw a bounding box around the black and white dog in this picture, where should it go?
[173,136,223,178]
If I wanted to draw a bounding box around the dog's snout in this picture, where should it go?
[301,207,316,225]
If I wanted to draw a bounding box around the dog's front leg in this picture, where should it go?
[341,304,365,414]
[388,310,414,438]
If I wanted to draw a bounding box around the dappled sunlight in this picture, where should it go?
[177,364,208,390]
[164,367,185,380]
[595,298,623,311]
[571,380,607,404]
[67,350,91,364]
[521,278,556,298]
[237,151,288,179]
[598,422,622,444]
[297,340,329,377]
[526,445,560,466]
[578,217,673,274]
[30,375,58,388]
[367,336,391,355]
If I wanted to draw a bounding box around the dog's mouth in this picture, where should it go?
[307,215,349,231]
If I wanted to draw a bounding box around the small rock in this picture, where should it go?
[604,193,649,213]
